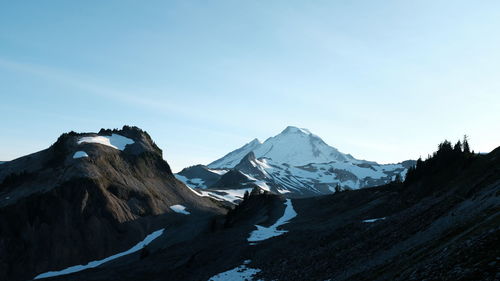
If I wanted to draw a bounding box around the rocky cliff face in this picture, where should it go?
[0,126,223,281]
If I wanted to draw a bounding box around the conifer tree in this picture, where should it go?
[463,135,470,154]
[453,140,462,153]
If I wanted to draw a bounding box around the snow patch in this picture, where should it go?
[175,174,189,183]
[277,188,291,194]
[208,260,261,281]
[253,180,271,192]
[184,182,251,204]
[175,174,207,189]
[190,178,206,187]
[170,205,190,215]
[77,134,134,151]
[200,188,252,203]
[72,151,88,159]
[400,168,409,180]
[184,185,223,201]
[208,169,229,175]
[34,228,164,279]
[363,217,386,223]
[248,199,297,243]
[255,158,271,169]
[242,172,258,181]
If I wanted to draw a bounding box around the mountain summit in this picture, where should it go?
[180,127,414,198]
[208,126,354,169]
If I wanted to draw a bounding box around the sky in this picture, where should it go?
[1,0,499,172]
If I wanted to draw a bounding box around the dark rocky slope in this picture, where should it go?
[176,165,223,189]
[39,142,500,281]
[250,144,500,281]
[44,191,286,281]
[0,126,224,281]
[210,169,252,189]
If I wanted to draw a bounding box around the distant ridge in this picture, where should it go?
[179,126,414,198]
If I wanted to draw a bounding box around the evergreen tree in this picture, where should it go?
[416,157,423,169]
[437,140,453,155]
[453,140,462,153]
[250,186,261,196]
[404,137,475,186]
[463,135,470,154]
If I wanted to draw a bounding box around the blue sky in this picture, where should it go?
[1,0,499,172]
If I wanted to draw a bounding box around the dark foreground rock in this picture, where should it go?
[40,145,500,281]
[2,134,498,281]
[0,126,224,281]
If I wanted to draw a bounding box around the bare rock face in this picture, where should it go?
[176,164,222,188]
[0,126,223,281]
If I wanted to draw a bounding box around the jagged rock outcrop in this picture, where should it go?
[0,126,223,281]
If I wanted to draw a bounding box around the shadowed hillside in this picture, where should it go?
[40,140,499,281]
[0,126,225,281]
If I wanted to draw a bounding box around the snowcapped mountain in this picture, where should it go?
[208,138,262,168]
[178,126,415,199]
[208,126,358,169]
[206,151,413,197]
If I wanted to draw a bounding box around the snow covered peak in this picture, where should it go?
[280,126,312,135]
[208,138,262,168]
[254,127,350,166]
[208,126,355,169]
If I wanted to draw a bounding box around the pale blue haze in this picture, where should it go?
[1,1,499,171]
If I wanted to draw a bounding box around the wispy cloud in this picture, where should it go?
[0,57,186,113]
[0,57,255,141]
